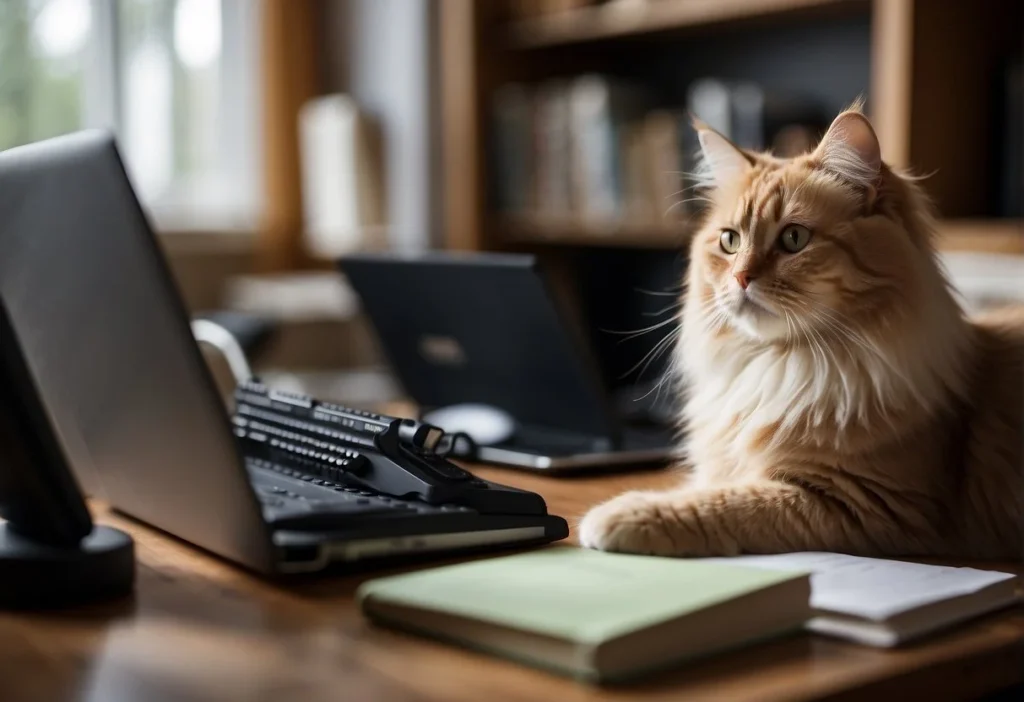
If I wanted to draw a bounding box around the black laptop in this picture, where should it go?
[340,253,677,472]
[0,131,568,575]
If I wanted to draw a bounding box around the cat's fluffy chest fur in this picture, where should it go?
[675,283,972,486]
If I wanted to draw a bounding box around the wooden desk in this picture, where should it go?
[2,467,1021,702]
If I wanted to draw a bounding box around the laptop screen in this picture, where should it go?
[0,131,271,569]
[340,252,618,438]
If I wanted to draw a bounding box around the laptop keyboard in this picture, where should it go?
[234,415,373,479]
[246,457,474,529]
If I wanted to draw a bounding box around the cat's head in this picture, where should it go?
[687,105,937,344]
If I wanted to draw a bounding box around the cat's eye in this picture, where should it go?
[778,224,812,253]
[719,229,741,254]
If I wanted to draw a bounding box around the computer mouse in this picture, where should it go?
[421,404,516,446]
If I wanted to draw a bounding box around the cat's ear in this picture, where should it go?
[694,119,754,186]
[814,109,881,189]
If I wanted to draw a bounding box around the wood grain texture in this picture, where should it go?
[506,0,868,49]
[439,0,486,251]
[870,0,913,168]
[259,0,322,271]
[1,466,1021,702]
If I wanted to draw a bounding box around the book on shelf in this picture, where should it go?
[569,74,649,224]
[621,121,654,225]
[534,80,574,222]
[491,75,688,237]
[643,110,685,223]
[687,78,734,138]
[298,94,386,258]
[687,77,828,157]
[491,83,534,215]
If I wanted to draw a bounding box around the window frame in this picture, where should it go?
[82,0,262,234]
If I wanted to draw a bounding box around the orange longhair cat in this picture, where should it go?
[579,106,1023,561]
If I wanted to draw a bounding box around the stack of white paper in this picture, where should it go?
[705,552,1019,646]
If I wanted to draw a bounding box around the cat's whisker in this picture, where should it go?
[663,181,705,198]
[700,305,729,332]
[813,320,861,361]
[634,370,674,404]
[800,314,870,371]
[787,297,876,354]
[804,315,857,409]
[664,196,711,217]
[633,329,683,403]
[602,316,679,342]
[796,305,914,403]
[816,314,868,354]
[619,327,680,382]
[642,302,683,318]
[694,297,726,321]
[785,299,860,351]
[634,335,680,386]
[634,287,683,297]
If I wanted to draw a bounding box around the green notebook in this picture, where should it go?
[357,547,810,682]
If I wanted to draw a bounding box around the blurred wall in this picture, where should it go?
[160,234,255,312]
[322,0,441,252]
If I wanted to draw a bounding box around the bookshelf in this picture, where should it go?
[439,0,1022,255]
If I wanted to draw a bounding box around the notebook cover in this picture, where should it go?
[358,547,807,645]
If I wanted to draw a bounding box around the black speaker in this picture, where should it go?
[0,297,134,609]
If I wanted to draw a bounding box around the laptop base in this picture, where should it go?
[475,445,671,473]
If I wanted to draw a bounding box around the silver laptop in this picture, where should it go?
[0,131,568,574]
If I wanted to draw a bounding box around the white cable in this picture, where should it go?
[191,319,253,385]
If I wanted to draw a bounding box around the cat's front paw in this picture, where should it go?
[579,491,696,556]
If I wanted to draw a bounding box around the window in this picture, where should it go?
[0,0,262,231]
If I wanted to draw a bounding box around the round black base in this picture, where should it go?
[0,523,135,609]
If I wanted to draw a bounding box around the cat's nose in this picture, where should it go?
[735,271,755,290]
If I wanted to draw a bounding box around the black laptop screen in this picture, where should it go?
[340,252,618,438]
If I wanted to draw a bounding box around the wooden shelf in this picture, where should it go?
[935,220,1024,256]
[500,215,693,248]
[506,0,868,49]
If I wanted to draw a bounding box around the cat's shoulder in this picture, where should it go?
[966,305,1023,412]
